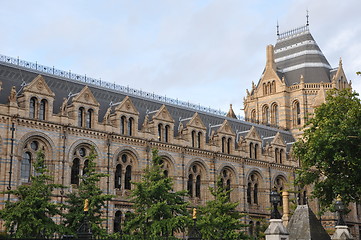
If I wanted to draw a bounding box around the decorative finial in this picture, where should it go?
[84,199,89,212]
[306,9,309,26]
[277,20,280,36]
[192,208,197,219]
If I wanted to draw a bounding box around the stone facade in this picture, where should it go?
[0,23,360,239]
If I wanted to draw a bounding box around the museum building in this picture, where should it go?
[0,23,360,238]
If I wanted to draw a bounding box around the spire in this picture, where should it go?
[226,104,237,119]
[306,9,309,26]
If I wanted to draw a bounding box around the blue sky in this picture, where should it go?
[1,0,360,117]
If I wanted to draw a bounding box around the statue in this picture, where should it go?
[84,199,89,212]
[192,208,197,219]
[8,86,17,102]
[60,97,68,116]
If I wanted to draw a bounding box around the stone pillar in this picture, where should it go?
[331,226,354,240]
[282,191,290,227]
[265,219,289,240]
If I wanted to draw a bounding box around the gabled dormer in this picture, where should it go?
[245,126,262,160]
[332,58,351,90]
[109,96,139,137]
[210,120,236,154]
[17,75,55,121]
[67,86,100,129]
[270,132,287,164]
[179,112,207,148]
[148,105,175,143]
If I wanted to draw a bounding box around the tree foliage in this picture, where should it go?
[124,149,190,238]
[198,178,248,240]
[63,146,113,238]
[0,150,64,238]
[293,88,361,209]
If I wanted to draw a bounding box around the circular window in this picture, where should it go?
[30,141,39,151]
[192,165,197,173]
[79,148,86,157]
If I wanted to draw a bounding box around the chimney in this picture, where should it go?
[266,45,276,70]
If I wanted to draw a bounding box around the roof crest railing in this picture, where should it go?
[277,25,309,40]
[0,54,229,117]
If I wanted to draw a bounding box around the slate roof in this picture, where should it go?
[0,58,295,147]
[274,25,333,86]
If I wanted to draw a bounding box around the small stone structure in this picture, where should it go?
[265,219,289,240]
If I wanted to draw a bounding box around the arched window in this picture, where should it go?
[78,107,85,127]
[227,138,232,154]
[195,175,201,198]
[254,183,258,204]
[274,176,286,206]
[29,97,37,118]
[247,173,260,205]
[114,210,122,233]
[71,158,80,185]
[222,137,226,153]
[164,125,170,143]
[39,99,47,120]
[115,164,122,189]
[120,116,126,135]
[159,157,172,177]
[86,109,93,128]
[279,149,284,164]
[271,80,276,93]
[21,139,48,183]
[83,160,89,176]
[114,153,136,192]
[187,174,193,197]
[188,164,202,198]
[249,142,253,158]
[191,130,196,147]
[267,82,271,94]
[21,152,31,183]
[262,105,269,124]
[275,148,279,163]
[254,144,258,159]
[249,221,254,236]
[293,101,301,126]
[71,145,92,185]
[250,109,256,123]
[125,165,132,190]
[197,132,202,148]
[158,124,163,141]
[221,168,233,200]
[128,117,133,136]
[263,83,266,95]
[271,103,279,126]
[256,221,261,238]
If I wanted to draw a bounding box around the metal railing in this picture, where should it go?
[0,54,228,117]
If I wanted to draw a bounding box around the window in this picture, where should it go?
[293,101,301,126]
[21,152,31,183]
[114,153,135,191]
[71,145,92,185]
[158,124,163,141]
[197,132,202,148]
[128,117,133,136]
[114,211,122,233]
[279,149,284,164]
[262,105,269,124]
[120,116,126,135]
[29,97,37,118]
[39,99,47,120]
[187,164,202,198]
[254,144,258,159]
[159,157,172,177]
[191,131,196,148]
[274,176,286,206]
[115,165,122,189]
[220,168,233,200]
[247,173,261,205]
[271,103,279,126]
[21,139,48,183]
[78,107,85,127]
[125,166,132,190]
[222,137,226,153]
[250,109,256,123]
[86,109,93,128]
[249,142,253,158]
[227,138,232,154]
[164,125,170,142]
[275,148,279,163]
[271,80,276,93]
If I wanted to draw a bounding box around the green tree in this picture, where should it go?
[198,178,248,240]
[293,88,361,209]
[124,149,190,238]
[63,146,113,238]
[0,150,64,238]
